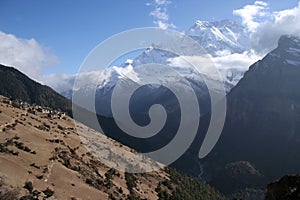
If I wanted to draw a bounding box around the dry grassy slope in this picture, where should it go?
[0,95,169,200]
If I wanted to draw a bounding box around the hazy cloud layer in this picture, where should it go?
[45,70,102,93]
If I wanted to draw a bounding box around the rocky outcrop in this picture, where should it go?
[210,161,267,194]
[265,174,300,200]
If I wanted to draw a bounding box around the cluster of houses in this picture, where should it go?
[0,96,67,119]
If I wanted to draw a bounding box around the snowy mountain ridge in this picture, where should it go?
[94,19,252,94]
[64,19,258,116]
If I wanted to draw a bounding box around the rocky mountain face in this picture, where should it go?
[0,64,72,115]
[210,161,267,194]
[202,35,300,195]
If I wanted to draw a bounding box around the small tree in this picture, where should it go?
[24,181,33,193]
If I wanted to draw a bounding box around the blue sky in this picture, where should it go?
[0,0,299,80]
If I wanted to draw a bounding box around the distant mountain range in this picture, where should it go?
[66,19,252,117]
[67,20,300,196]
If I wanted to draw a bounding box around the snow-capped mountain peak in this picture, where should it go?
[125,59,134,65]
[186,19,250,56]
[71,20,252,99]
[194,20,210,30]
[269,35,300,66]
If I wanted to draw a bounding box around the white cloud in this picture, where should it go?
[154,0,170,6]
[210,51,261,86]
[212,50,260,70]
[251,2,300,54]
[147,0,176,29]
[167,50,260,86]
[233,1,269,32]
[234,2,300,54]
[0,31,58,81]
[150,7,169,21]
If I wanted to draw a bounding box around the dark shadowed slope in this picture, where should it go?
[0,64,72,115]
[204,35,300,194]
